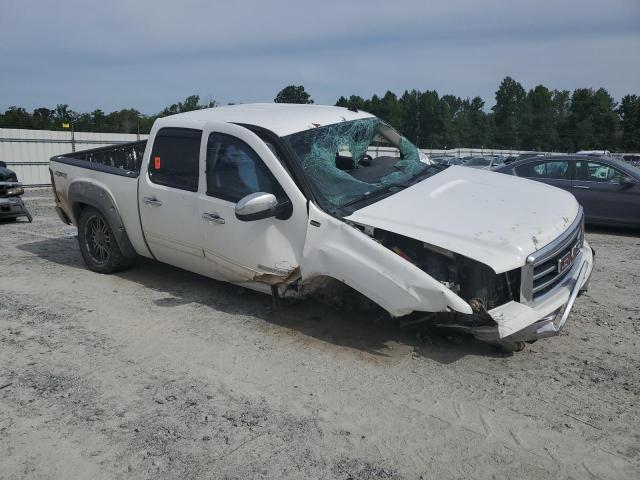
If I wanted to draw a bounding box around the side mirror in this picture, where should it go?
[235,192,278,221]
[0,161,6,168]
[621,176,637,187]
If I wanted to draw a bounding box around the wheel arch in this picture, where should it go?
[68,181,136,261]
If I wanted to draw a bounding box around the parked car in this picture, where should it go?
[623,154,640,167]
[49,104,593,350]
[0,161,32,222]
[464,156,505,170]
[576,150,612,157]
[495,155,640,228]
[505,153,543,165]
[430,156,464,166]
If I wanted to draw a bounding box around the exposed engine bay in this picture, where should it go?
[349,223,523,341]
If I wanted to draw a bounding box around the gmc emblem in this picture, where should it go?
[558,242,580,274]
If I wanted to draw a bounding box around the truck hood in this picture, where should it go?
[345,166,580,273]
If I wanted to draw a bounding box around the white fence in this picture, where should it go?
[0,128,148,186]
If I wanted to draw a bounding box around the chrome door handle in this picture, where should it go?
[202,212,225,224]
[143,196,163,206]
[573,185,590,189]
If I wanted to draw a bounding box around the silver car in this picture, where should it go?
[464,156,506,170]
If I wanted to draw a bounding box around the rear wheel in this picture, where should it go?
[78,207,133,273]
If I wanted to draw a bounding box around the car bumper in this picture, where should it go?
[463,241,594,346]
[0,196,30,219]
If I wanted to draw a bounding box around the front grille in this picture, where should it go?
[521,209,585,303]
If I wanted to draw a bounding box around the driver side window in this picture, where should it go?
[206,133,284,203]
[516,160,569,179]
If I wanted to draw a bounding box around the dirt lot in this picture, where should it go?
[1,190,639,479]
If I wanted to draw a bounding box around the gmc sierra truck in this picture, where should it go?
[50,104,593,350]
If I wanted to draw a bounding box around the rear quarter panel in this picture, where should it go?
[50,160,152,258]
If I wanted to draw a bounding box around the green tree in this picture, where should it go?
[335,94,367,111]
[379,91,402,129]
[492,76,526,148]
[520,85,556,150]
[32,107,53,129]
[551,90,571,151]
[618,94,640,151]
[454,97,489,148]
[51,104,77,129]
[274,85,314,104]
[417,90,442,148]
[399,90,421,145]
[566,88,618,150]
[0,107,34,129]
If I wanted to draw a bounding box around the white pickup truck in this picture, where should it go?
[50,104,593,350]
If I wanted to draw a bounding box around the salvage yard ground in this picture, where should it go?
[1,190,639,479]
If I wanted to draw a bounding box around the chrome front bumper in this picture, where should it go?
[463,242,594,346]
[507,253,593,342]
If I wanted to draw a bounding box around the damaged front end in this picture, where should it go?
[283,114,593,350]
[347,209,593,350]
[349,223,521,343]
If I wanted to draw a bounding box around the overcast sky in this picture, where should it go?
[1,0,639,114]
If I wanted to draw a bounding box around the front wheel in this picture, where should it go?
[78,207,133,273]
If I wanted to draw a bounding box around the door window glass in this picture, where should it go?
[516,160,569,179]
[576,161,626,183]
[149,128,201,191]
[206,133,284,202]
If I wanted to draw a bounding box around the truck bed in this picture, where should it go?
[50,140,152,259]
[54,140,147,178]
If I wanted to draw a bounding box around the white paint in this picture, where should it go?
[165,103,374,137]
[301,202,473,317]
[347,165,580,273]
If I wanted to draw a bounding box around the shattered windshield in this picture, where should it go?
[283,118,432,211]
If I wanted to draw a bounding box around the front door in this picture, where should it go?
[573,160,640,225]
[196,122,307,286]
[138,127,205,273]
[514,158,573,193]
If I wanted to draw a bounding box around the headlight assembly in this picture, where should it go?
[6,187,24,196]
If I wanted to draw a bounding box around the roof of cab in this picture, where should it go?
[157,103,375,137]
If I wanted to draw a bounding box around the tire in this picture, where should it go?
[78,206,133,274]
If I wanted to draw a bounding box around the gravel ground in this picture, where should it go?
[1,189,639,480]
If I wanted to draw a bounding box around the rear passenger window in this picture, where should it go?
[516,160,569,180]
[149,128,201,192]
[206,133,284,203]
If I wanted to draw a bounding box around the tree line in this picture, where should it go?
[335,78,639,152]
[1,78,638,151]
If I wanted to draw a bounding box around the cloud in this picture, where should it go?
[1,0,638,113]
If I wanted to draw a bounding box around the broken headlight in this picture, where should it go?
[359,225,521,310]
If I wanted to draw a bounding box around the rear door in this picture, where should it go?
[514,159,573,192]
[572,160,640,225]
[196,122,307,284]
[138,127,205,271]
